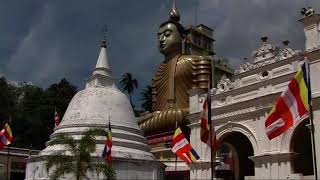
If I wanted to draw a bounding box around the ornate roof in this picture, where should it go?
[235,37,301,75]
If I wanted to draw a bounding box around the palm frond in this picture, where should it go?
[82,128,108,137]
[45,128,115,180]
[50,163,74,180]
[89,162,115,180]
[139,85,152,111]
[132,79,138,89]
[47,156,73,179]
[47,133,77,153]
[80,128,108,153]
[46,153,73,172]
[120,72,138,95]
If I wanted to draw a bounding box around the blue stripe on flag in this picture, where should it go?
[207,91,212,124]
[190,148,200,160]
[102,146,107,158]
[302,61,311,104]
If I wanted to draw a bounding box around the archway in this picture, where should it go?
[215,132,254,180]
[290,119,313,176]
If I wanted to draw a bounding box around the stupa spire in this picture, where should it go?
[93,26,111,76]
[86,27,115,88]
[93,39,111,76]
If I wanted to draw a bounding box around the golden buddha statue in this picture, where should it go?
[139,2,211,136]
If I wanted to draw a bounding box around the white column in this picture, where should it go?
[298,14,320,51]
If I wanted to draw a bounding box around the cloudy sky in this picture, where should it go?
[1,0,319,107]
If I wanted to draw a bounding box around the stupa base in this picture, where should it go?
[26,155,165,180]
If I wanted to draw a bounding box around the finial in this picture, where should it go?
[101,25,108,48]
[283,40,290,46]
[303,7,315,17]
[169,0,180,22]
[261,36,268,43]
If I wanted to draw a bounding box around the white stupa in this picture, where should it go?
[25,39,164,180]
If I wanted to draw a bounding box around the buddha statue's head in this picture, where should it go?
[158,1,185,57]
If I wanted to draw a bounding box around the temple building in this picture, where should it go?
[25,38,164,179]
[188,12,320,179]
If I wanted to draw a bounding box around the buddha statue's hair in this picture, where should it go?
[159,1,185,36]
[159,20,186,36]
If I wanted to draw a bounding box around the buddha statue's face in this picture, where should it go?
[158,23,183,56]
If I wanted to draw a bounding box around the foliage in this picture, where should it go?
[45,128,115,180]
[0,77,16,121]
[120,73,138,108]
[139,85,152,112]
[0,78,77,149]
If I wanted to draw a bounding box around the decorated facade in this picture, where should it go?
[188,13,320,179]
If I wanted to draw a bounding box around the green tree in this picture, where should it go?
[12,78,78,149]
[13,85,46,149]
[120,73,138,108]
[42,78,77,133]
[0,77,77,149]
[140,85,152,112]
[0,77,17,122]
[44,78,77,118]
[46,128,115,180]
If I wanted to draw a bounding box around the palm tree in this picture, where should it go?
[140,85,152,112]
[45,128,115,180]
[120,73,138,107]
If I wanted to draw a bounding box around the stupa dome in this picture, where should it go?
[58,87,139,131]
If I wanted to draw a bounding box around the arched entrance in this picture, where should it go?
[290,119,313,176]
[216,132,254,180]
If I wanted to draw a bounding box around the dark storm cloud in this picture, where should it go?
[0,0,319,106]
[197,0,320,67]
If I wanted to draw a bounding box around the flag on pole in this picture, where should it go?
[265,61,310,140]
[200,91,218,153]
[102,120,112,164]
[28,144,33,158]
[54,109,60,127]
[171,127,200,165]
[0,123,13,150]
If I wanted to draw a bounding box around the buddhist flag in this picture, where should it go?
[102,121,112,164]
[265,61,310,140]
[54,109,60,127]
[200,91,218,153]
[0,123,13,150]
[172,127,200,165]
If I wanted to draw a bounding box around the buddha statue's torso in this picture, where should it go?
[152,54,211,111]
[139,54,211,135]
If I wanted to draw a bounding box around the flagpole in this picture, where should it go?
[209,57,214,180]
[309,104,318,179]
[306,60,318,179]
[209,123,214,180]
[174,121,178,172]
[108,115,112,167]
[207,80,214,180]
[6,115,11,180]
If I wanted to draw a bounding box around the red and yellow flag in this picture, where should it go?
[265,61,310,140]
[200,92,218,153]
[0,123,13,149]
[102,121,112,164]
[54,109,60,127]
[172,127,200,165]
